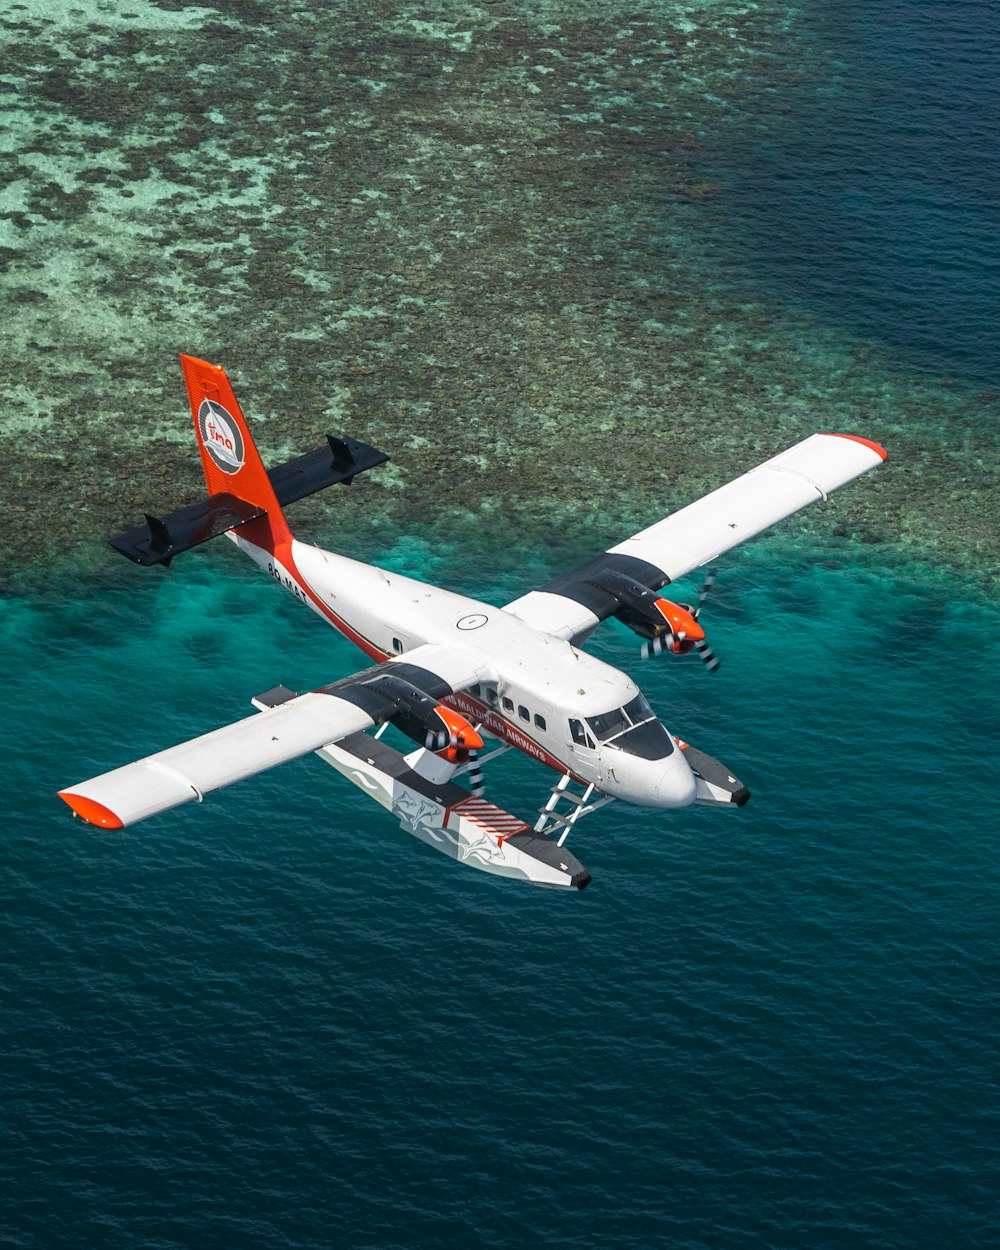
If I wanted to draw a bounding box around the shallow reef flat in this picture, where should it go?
[1,0,996,589]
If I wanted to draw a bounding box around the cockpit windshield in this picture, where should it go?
[586,693,654,743]
[586,706,630,742]
[575,693,674,760]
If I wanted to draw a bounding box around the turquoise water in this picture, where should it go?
[5,0,1000,1246]
[6,541,999,1248]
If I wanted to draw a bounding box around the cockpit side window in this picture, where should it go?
[569,719,596,749]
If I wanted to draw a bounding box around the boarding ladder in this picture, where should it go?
[534,774,614,846]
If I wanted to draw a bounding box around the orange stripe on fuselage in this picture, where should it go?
[271,539,388,664]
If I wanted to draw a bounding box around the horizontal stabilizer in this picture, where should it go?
[110,492,265,565]
[268,436,388,506]
[109,435,389,565]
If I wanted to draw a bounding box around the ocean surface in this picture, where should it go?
[4,1,1000,1248]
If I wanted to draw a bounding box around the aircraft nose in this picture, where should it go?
[656,752,697,808]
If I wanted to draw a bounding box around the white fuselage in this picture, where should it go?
[232,532,697,809]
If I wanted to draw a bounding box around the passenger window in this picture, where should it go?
[502,696,514,712]
[469,683,481,698]
[534,714,547,731]
[518,705,529,721]
[392,637,403,654]
[486,687,499,706]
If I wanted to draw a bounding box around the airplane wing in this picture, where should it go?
[504,433,887,641]
[59,646,486,829]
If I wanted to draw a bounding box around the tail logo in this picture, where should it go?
[198,400,245,474]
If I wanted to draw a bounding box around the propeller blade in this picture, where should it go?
[467,752,485,797]
[694,570,715,619]
[695,639,720,673]
[640,634,670,660]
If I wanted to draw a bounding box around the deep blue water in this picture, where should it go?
[6,1,1000,1247]
[704,0,1000,382]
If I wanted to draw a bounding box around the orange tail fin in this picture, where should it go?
[179,354,292,552]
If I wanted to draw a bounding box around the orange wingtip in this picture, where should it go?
[828,433,888,461]
[58,791,124,829]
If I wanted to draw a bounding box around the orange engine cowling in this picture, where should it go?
[654,599,705,654]
[431,705,484,763]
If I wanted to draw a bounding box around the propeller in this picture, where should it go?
[424,708,485,771]
[639,571,720,672]
[423,731,485,796]
[423,726,475,753]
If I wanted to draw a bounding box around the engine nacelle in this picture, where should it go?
[578,567,710,662]
[427,705,484,763]
[327,670,484,758]
[650,599,705,654]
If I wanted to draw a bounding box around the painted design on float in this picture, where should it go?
[393,792,445,842]
[458,830,505,866]
[342,767,384,799]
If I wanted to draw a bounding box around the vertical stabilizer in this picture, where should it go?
[179,354,292,552]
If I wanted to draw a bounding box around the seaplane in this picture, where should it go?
[58,355,887,889]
